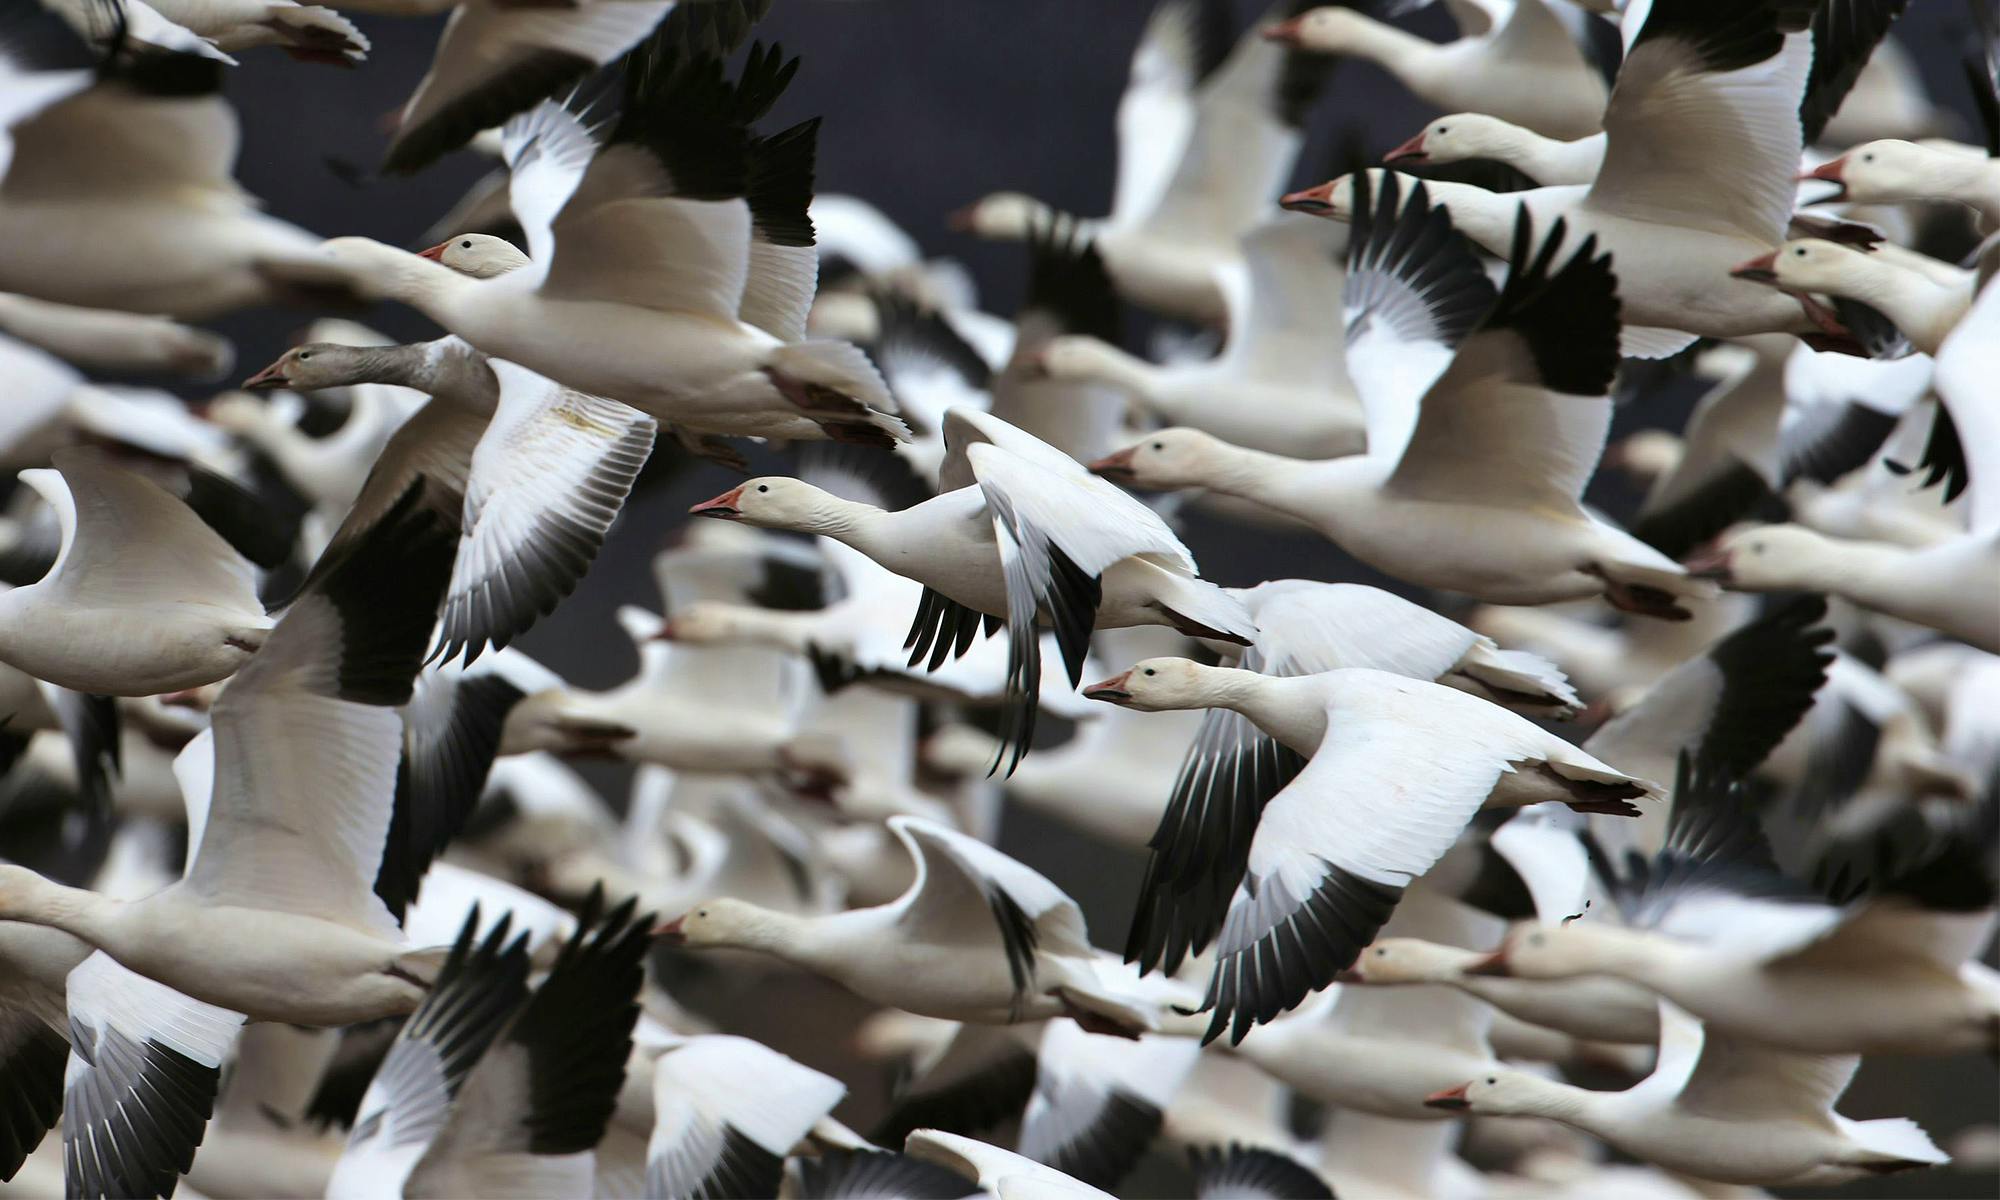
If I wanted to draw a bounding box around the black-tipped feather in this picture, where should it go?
[383,49,598,176]
[794,1148,984,1199]
[1189,1143,1335,1199]
[1035,1090,1161,1190]
[747,117,819,248]
[1481,213,1620,396]
[1629,0,1817,74]
[0,1019,64,1183]
[1694,595,1833,778]
[1800,0,1915,145]
[1022,217,1122,343]
[1343,172,1494,356]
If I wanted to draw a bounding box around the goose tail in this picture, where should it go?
[1456,642,1581,719]
[767,340,913,446]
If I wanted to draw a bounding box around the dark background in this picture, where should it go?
[191,2,1995,1194]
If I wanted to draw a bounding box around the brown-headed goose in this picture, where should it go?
[311,37,910,452]
[1285,0,1910,357]
[1268,0,1610,140]
[1096,175,1713,618]
[955,1,1327,324]
[658,815,1193,1037]
[1083,658,1657,1043]
[242,338,656,663]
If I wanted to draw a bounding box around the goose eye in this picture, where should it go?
[299,351,312,360]
[1436,125,1449,134]
[1793,247,1807,256]
[697,909,708,917]
[1142,667,1156,676]
[1375,947,1387,956]
[460,239,472,248]
[1151,442,1165,451]
[1485,1076,1496,1085]
[1861,153,1874,162]
[757,484,769,493]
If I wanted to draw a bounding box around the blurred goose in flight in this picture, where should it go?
[1096,175,1712,617]
[1285,0,1910,356]
[1084,658,1656,1043]
[327,893,651,1198]
[690,408,1256,773]
[659,815,1192,1037]
[0,291,230,378]
[0,21,350,318]
[955,0,1326,324]
[140,0,369,62]
[0,482,460,1026]
[1030,214,1365,459]
[1426,1000,1949,1185]
[1267,0,1609,140]
[642,1033,847,1200]
[312,36,911,452]
[242,338,656,663]
[0,449,270,695]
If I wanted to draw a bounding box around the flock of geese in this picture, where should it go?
[0,0,1993,1196]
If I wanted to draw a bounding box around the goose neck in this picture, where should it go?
[1315,17,1436,82]
[1062,340,1162,398]
[1498,1074,1597,1125]
[1416,180,1523,255]
[0,866,116,946]
[1195,440,1316,508]
[805,496,889,546]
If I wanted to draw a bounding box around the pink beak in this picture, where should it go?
[241,361,288,389]
[417,241,451,262]
[1800,157,1846,184]
[1280,181,1340,216]
[1083,670,1134,703]
[945,204,978,232]
[1089,447,1138,482]
[1729,252,1779,284]
[1682,543,1734,582]
[688,486,746,519]
[1383,132,1428,165]
[1424,1083,1473,1110]
[1263,15,1306,43]
[654,915,687,944]
[1461,949,1511,977]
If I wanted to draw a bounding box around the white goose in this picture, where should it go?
[1384,111,1603,186]
[0,291,231,378]
[1284,0,1897,356]
[0,483,460,1026]
[689,408,1256,772]
[0,30,346,319]
[1095,176,1712,617]
[1083,659,1657,1042]
[1269,0,1609,140]
[379,0,672,173]
[327,894,651,1198]
[242,338,657,663]
[659,815,1193,1037]
[1032,215,1365,459]
[1426,1000,1948,1185]
[1730,238,1974,354]
[955,2,1322,324]
[313,44,910,450]
[0,449,270,695]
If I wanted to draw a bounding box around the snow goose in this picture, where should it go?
[0,292,230,378]
[0,921,241,1196]
[1084,660,1656,1042]
[0,474,459,1025]
[1031,214,1365,459]
[1731,238,1974,354]
[0,31,349,319]
[1016,1021,1202,1189]
[1425,999,1948,1185]
[1268,0,1609,140]
[141,0,368,62]
[380,0,672,173]
[0,449,269,695]
[1097,176,1712,616]
[1226,888,1509,1122]
[243,338,656,662]
[865,291,997,487]
[642,1033,847,1200]
[955,2,1326,324]
[327,891,652,1198]
[658,815,1191,1036]
[984,220,1133,466]
[1285,0,1907,355]
[421,230,534,279]
[1478,754,2000,1058]
[1627,337,1925,561]
[690,408,1256,773]
[1384,112,1603,186]
[1804,139,2000,233]
[314,41,910,450]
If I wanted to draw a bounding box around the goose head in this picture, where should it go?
[242,342,397,392]
[688,477,848,533]
[1083,657,1214,711]
[1089,428,1227,491]
[316,237,456,302]
[420,233,531,279]
[1263,8,1370,54]
[1385,114,1516,168]
[1682,524,1835,592]
[656,897,784,950]
[947,192,1051,240]
[1425,1070,1559,1117]
[1800,140,1938,204]
[1280,173,1363,222]
[1346,937,1481,984]
[1729,239,1873,298]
